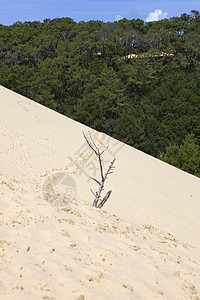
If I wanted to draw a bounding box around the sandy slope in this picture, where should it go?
[0,85,200,300]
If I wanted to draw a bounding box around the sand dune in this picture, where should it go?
[0,85,200,299]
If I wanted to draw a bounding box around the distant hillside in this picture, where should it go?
[0,10,200,176]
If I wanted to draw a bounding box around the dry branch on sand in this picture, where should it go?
[83,131,116,208]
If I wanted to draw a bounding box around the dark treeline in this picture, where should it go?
[1,11,200,176]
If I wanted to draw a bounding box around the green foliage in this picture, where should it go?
[113,107,146,149]
[1,12,200,177]
[74,67,126,134]
[163,134,200,177]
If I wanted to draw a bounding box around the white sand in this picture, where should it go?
[0,85,200,300]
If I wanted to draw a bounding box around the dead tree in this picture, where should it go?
[83,131,116,208]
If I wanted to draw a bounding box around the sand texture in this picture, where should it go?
[0,85,200,299]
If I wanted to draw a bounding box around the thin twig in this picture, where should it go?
[90,177,101,185]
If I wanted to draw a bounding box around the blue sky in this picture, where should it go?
[0,0,200,25]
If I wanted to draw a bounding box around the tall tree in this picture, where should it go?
[163,134,200,177]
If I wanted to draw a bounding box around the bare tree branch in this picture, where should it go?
[97,190,112,208]
[90,176,101,185]
[83,131,106,180]
[83,131,116,208]
[90,189,97,197]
